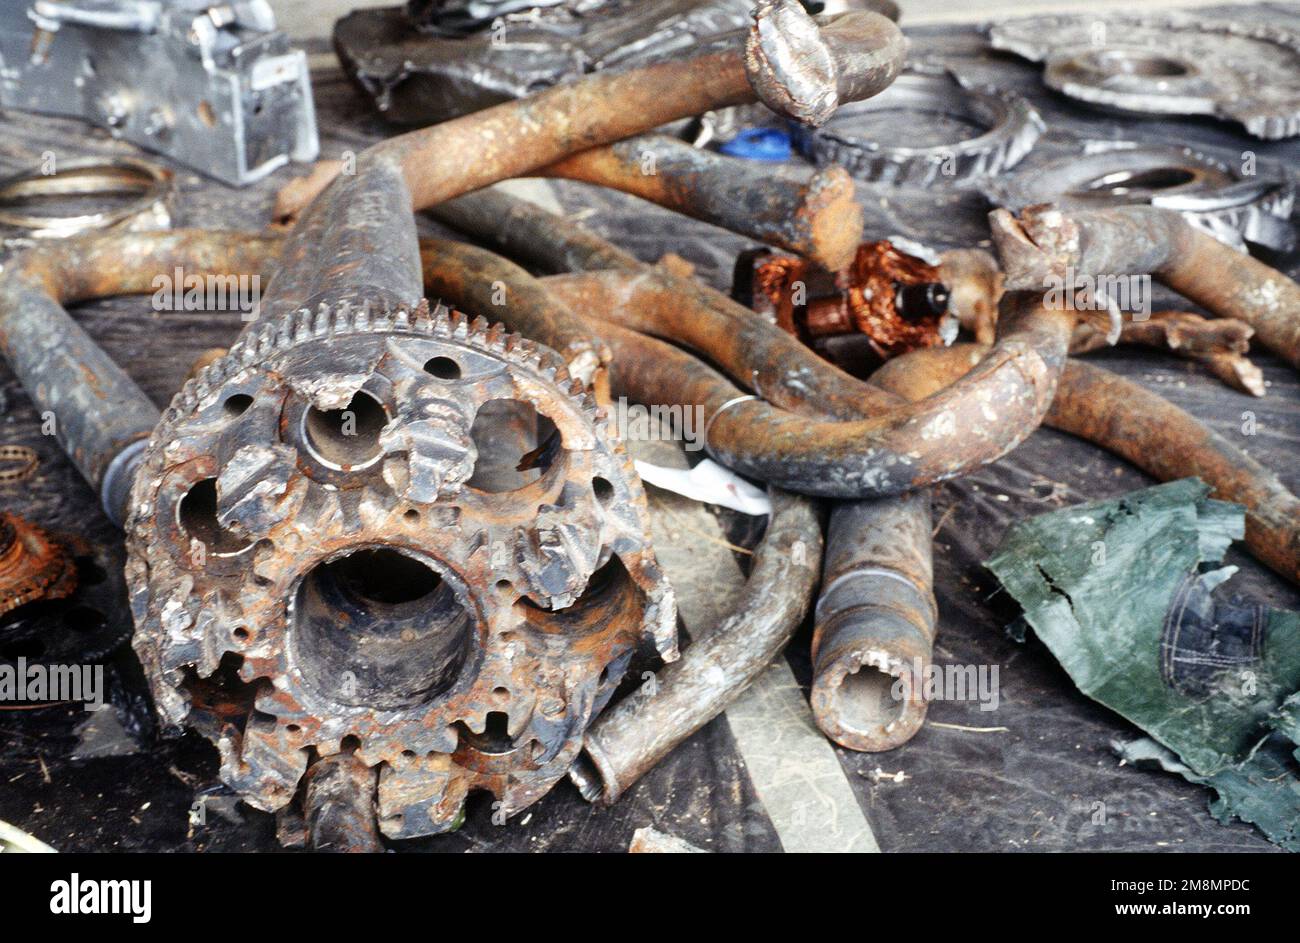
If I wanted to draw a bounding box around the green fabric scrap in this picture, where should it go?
[987,473,1294,775]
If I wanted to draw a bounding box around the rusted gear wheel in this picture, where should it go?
[0,513,78,616]
[126,300,674,840]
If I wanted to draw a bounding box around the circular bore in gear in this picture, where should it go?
[126,300,675,840]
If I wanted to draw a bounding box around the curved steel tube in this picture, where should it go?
[570,489,822,804]
[545,281,1075,497]
[992,204,1300,370]
[0,231,282,524]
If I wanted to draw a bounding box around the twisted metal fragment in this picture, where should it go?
[1071,311,1265,398]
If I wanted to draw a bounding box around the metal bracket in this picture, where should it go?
[0,1,319,186]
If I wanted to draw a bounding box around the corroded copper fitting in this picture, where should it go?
[991,204,1300,369]
[873,346,1300,586]
[542,134,864,271]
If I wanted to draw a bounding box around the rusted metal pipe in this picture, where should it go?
[569,489,822,804]
[0,231,281,525]
[433,190,958,751]
[264,1,905,329]
[872,346,1300,586]
[991,204,1300,370]
[432,188,645,275]
[301,753,383,854]
[419,204,941,752]
[541,270,949,749]
[417,238,609,370]
[810,491,934,751]
[547,282,1074,497]
[540,134,864,271]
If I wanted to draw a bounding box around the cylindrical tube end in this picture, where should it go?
[811,596,934,751]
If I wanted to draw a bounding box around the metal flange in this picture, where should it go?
[988,14,1300,140]
[985,143,1296,253]
[792,69,1043,186]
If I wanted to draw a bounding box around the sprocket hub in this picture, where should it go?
[126,299,674,839]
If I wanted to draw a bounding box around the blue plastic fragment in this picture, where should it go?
[718,127,792,162]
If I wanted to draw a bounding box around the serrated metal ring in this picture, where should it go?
[792,71,1043,186]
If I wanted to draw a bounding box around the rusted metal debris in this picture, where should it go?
[1071,311,1265,398]
[991,204,1300,370]
[872,347,1300,586]
[437,191,1035,752]
[628,826,710,854]
[0,3,912,848]
[543,134,864,271]
[0,227,674,845]
[571,488,820,802]
[0,512,78,616]
[266,0,904,335]
[741,241,952,361]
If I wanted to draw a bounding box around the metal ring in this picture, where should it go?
[703,394,760,449]
[0,156,173,237]
[0,445,39,485]
[793,70,1043,187]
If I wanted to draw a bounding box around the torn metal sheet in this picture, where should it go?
[989,479,1300,849]
[1115,735,1300,852]
[988,478,1300,779]
[334,0,755,125]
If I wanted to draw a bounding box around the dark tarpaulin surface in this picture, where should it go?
[0,3,1297,851]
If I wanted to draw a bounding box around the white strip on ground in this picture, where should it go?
[633,437,879,853]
